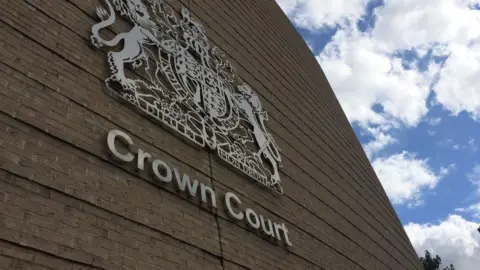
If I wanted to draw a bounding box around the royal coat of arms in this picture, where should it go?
[91,0,284,194]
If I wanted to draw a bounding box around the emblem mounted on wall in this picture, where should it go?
[91,0,284,194]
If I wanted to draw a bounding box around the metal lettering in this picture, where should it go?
[137,149,151,171]
[173,168,199,197]
[107,129,134,162]
[259,215,275,237]
[200,183,217,208]
[152,159,172,183]
[245,208,260,229]
[281,223,293,246]
[274,222,293,247]
[225,192,244,220]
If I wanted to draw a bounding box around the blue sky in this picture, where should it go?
[276,0,480,268]
[392,108,477,223]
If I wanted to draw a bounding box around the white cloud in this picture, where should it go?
[438,139,463,151]
[467,164,480,196]
[276,0,368,30]
[362,125,397,159]
[372,0,480,121]
[467,203,480,220]
[440,163,457,176]
[456,203,480,220]
[363,133,396,159]
[469,138,478,152]
[362,125,397,160]
[427,117,442,126]
[455,165,480,221]
[278,0,480,128]
[435,41,480,119]
[438,138,480,152]
[405,215,480,270]
[317,28,438,130]
[372,0,480,51]
[407,200,426,209]
[424,117,441,138]
[372,152,452,206]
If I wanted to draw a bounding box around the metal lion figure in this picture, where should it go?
[91,0,176,90]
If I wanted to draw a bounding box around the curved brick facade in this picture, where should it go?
[0,0,422,269]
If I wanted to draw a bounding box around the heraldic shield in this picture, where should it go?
[90,0,284,194]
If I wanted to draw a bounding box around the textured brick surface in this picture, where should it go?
[0,0,422,269]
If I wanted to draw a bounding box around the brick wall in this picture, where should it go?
[0,0,422,269]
